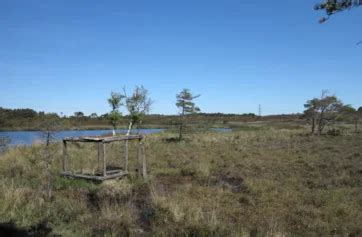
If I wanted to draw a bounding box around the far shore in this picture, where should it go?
[0,124,170,132]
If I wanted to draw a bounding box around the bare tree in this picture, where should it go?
[176,89,200,140]
[107,92,125,136]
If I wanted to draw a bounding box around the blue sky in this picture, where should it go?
[0,0,361,115]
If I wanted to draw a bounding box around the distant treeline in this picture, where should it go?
[0,107,302,131]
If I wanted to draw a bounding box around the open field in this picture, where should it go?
[0,126,361,236]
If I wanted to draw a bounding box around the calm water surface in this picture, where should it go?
[0,129,164,146]
[0,128,232,146]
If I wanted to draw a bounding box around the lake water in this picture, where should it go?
[0,129,164,146]
[0,128,232,146]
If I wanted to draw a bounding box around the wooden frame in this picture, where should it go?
[61,135,147,181]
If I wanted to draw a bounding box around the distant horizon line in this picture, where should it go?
[0,106,303,117]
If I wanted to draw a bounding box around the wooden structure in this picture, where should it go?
[61,135,147,181]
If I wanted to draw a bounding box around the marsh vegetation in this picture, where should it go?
[1,1,362,236]
[0,123,361,236]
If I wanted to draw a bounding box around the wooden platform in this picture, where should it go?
[61,134,147,181]
[63,135,144,143]
[60,170,128,181]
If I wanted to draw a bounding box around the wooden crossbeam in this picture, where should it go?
[63,135,144,143]
[60,171,128,181]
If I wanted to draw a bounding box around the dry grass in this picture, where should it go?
[0,128,361,236]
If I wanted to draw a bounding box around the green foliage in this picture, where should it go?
[0,107,62,130]
[176,89,201,139]
[303,91,344,135]
[315,0,362,23]
[107,92,125,134]
[341,105,362,132]
[125,85,153,132]
[0,107,37,120]
[73,111,84,118]
[89,113,98,118]
[107,110,122,126]
[176,89,200,115]
[107,92,124,111]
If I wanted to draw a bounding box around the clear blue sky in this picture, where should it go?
[1,0,361,116]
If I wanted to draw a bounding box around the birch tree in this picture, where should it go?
[124,86,152,135]
[107,92,124,136]
[176,89,200,140]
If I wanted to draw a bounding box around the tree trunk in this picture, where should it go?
[112,123,116,136]
[178,123,183,140]
[125,121,133,168]
[355,118,359,133]
[318,123,325,136]
[317,110,325,136]
[317,120,324,136]
[126,121,133,136]
[178,108,185,140]
[311,117,316,134]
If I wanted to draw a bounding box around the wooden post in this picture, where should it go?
[97,142,101,173]
[62,140,68,172]
[102,142,107,177]
[138,139,142,177]
[141,141,147,179]
[124,140,129,172]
